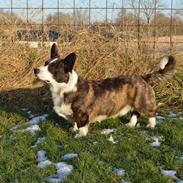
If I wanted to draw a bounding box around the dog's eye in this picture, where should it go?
[45,61,49,66]
[45,80,50,83]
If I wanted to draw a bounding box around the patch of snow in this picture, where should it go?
[108,135,118,144]
[160,169,178,180]
[177,180,183,183]
[168,111,177,118]
[46,175,62,183]
[156,116,165,124]
[121,180,128,183]
[29,114,35,118]
[28,114,48,125]
[37,150,47,162]
[32,137,45,148]
[101,128,115,135]
[112,167,125,176]
[141,130,148,134]
[47,162,74,183]
[38,160,53,169]
[10,124,21,131]
[74,133,84,139]
[21,108,28,111]
[62,153,78,160]
[9,135,16,141]
[172,117,183,121]
[27,111,32,115]
[149,137,161,147]
[24,125,41,134]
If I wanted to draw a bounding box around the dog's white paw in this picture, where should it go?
[126,122,136,128]
[146,124,156,129]
[74,125,89,138]
[74,133,84,139]
[147,117,156,129]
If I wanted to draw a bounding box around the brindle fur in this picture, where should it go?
[34,44,176,135]
[63,76,157,128]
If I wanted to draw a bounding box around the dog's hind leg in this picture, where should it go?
[146,117,156,128]
[126,111,140,127]
[75,124,89,138]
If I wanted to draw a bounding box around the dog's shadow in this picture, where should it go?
[0,85,70,130]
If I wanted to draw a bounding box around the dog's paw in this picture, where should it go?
[125,122,136,128]
[146,124,155,129]
[69,126,78,132]
[74,133,85,139]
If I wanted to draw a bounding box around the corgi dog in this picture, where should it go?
[34,44,176,137]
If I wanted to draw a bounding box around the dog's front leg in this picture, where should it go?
[54,106,68,120]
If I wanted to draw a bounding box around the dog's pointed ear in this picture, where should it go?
[51,43,59,58]
[64,53,76,73]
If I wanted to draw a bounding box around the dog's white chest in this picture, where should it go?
[52,91,73,120]
[54,103,73,120]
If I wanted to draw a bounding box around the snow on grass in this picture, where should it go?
[177,180,183,183]
[160,169,178,180]
[156,116,165,124]
[167,111,183,121]
[121,180,128,183]
[27,111,35,118]
[38,160,53,169]
[37,150,47,162]
[27,114,48,125]
[21,108,29,111]
[168,111,177,118]
[13,114,48,135]
[108,135,118,144]
[149,137,162,147]
[10,124,21,131]
[10,113,48,133]
[47,162,74,183]
[62,153,78,160]
[101,128,115,135]
[112,167,125,176]
[37,150,53,169]
[36,150,76,181]
[9,135,16,141]
[156,111,183,124]
[31,137,45,148]
[24,125,41,134]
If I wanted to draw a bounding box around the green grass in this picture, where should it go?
[0,105,183,183]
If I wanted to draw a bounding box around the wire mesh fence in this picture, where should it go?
[0,0,183,52]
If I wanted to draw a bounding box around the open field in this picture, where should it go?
[0,29,183,182]
[0,89,183,183]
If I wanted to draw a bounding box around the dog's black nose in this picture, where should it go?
[34,68,40,75]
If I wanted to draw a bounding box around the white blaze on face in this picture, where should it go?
[36,65,54,82]
[36,58,60,82]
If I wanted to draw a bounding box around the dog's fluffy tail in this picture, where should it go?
[142,56,176,86]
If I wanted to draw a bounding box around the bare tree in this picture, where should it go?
[124,0,163,25]
[74,9,88,25]
[46,12,72,25]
